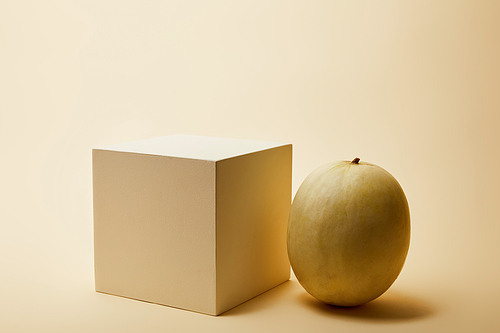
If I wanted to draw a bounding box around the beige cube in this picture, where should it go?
[92,135,292,315]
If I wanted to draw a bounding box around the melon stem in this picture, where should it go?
[351,157,360,164]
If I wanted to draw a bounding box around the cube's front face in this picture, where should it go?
[92,150,217,315]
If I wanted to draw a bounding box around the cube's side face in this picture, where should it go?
[215,145,292,314]
[92,150,217,315]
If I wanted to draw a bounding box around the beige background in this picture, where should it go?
[1,0,499,332]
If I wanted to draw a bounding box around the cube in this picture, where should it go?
[92,135,292,315]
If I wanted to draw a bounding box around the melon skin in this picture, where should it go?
[287,160,410,307]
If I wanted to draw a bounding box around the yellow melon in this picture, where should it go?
[287,158,410,306]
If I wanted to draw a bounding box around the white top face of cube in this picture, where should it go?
[94,135,290,161]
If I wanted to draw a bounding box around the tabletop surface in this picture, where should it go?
[2,0,499,332]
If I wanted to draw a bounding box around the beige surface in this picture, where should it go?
[1,0,499,331]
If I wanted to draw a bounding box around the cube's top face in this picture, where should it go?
[94,135,289,161]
